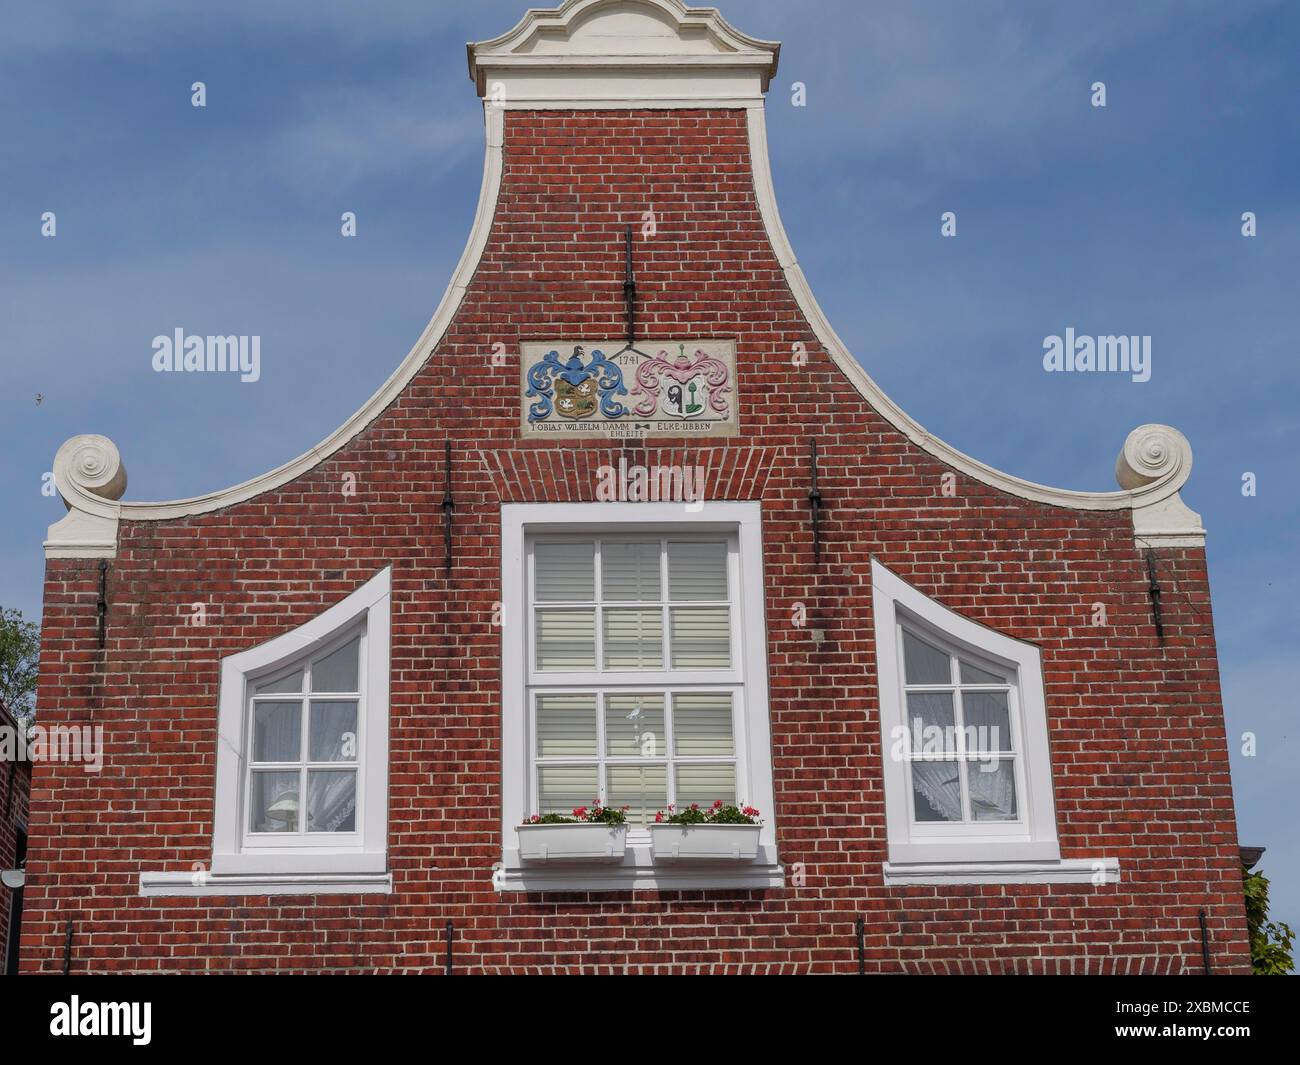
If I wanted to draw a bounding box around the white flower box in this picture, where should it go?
[517,823,628,862]
[649,823,762,861]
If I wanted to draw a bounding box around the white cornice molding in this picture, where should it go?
[744,105,1204,544]
[467,0,780,106]
[44,107,506,559]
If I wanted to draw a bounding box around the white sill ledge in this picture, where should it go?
[882,857,1119,886]
[138,871,392,898]
[496,843,784,892]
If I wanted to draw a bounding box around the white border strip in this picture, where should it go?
[883,858,1120,886]
[138,871,392,898]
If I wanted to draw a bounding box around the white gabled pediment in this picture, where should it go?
[526,2,723,56]
[467,0,780,105]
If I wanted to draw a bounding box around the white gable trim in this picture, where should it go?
[48,4,1204,555]
[746,106,1203,541]
[46,106,504,555]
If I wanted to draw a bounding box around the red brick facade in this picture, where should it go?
[22,104,1250,974]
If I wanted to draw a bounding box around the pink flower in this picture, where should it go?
[654,812,663,823]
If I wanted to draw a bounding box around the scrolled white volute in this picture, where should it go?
[53,434,128,507]
[1115,424,1192,491]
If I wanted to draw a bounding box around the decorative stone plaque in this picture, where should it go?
[520,340,738,439]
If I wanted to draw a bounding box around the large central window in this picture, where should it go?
[498,502,781,892]
[527,535,744,826]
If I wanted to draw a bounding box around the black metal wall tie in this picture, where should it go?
[62,916,74,976]
[1145,550,1164,643]
[444,919,454,976]
[808,439,824,564]
[1197,908,1212,974]
[622,224,637,346]
[96,559,108,649]
[854,915,866,975]
[441,440,454,575]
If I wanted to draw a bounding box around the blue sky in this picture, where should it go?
[1,1,1296,939]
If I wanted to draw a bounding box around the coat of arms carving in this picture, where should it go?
[520,340,737,439]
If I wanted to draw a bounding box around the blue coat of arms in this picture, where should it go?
[525,346,627,422]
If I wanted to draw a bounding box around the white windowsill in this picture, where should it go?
[882,857,1120,886]
[138,870,393,898]
[496,844,784,893]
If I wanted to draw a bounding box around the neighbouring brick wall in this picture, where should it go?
[21,108,1250,974]
[0,707,31,973]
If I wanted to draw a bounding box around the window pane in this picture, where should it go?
[669,607,731,668]
[961,691,1013,752]
[674,763,736,809]
[312,636,360,693]
[250,771,300,832]
[904,692,955,755]
[902,629,951,685]
[668,541,728,601]
[309,700,358,762]
[910,761,961,822]
[607,765,667,827]
[968,758,1018,821]
[307,770,356,832]
[535,542,594,602]
[536,693,598,758]
[537,765,598,816]
[601,541,661,602]
[959,658,1007,685]
[672,693,734,756]
[605,693,665,757]
[252,701,301,763]
[535,609,595,670]
[255,669,302,695]
[603,608,663,669]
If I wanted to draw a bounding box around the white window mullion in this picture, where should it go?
[593,539,605,674]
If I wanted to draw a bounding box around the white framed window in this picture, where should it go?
[140,568,392,897]
[500,503,781,892]
[872,560,1117,885]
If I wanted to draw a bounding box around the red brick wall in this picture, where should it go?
[22,108,1250,974]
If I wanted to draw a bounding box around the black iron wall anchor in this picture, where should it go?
[808,439,824,564]
[441,440,455,575]
[1197,908,1212,975]
[622,223,637,347]
[444,919,454,976]
[854,915,866,975]
[96,559,108,649]
[1145,549,1165,644]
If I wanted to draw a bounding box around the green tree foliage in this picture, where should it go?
[0,607,40,727]
[1243,864,1295,975]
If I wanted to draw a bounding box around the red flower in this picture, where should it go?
[712,799,723,809]
[654,812,664,823]
[572,806,587,819]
